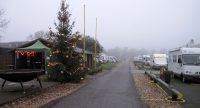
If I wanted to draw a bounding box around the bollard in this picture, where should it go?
[171,88,184,101]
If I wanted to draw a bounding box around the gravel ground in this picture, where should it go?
[132,72,182,108]
[0,71,108,108]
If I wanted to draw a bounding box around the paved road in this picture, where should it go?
[51,62,147,108]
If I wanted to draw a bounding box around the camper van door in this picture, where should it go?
[172,55,182,75]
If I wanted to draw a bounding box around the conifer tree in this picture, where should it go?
[48,0,84,83]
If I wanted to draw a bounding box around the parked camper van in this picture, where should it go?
[133,56,143,64]
[150,54,167,69]
[168,47,200,82]
[142,55,150,66]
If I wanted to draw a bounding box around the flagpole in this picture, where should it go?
[94,18,97,69]
[83,4,86,68]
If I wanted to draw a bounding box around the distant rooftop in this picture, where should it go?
[0,41,28,48]
[0,39,93,55]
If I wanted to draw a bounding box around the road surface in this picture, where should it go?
[171,78,200,108]
[51,61,147,108]
[150,70,200,108]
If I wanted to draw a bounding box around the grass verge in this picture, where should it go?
[101,63,117,70]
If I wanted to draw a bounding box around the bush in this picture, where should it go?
[87,67,102,75]
[101,63,116,70]
[48,64,66,82]
[48,63,85,83]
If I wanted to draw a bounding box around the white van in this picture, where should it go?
[150,54,167,69]
[142,55,151,66]
[168,47,200,82]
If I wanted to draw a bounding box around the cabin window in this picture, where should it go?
[182,54,200,65]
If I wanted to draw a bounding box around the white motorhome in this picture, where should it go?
[150,54,167,69]
[168,47,200,82]
[142,55,151,65]
[133,56,143,64]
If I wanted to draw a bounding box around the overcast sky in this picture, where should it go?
[1,0,200,50]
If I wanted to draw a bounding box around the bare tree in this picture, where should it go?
[0,9,9,39]
[76,35,103,53]
[27,30,49,40]
[107,47,156,61]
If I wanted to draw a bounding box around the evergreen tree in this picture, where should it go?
[48,0,84,83]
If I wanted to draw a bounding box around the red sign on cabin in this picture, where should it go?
[15,51,35,57]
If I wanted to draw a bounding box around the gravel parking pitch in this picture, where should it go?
[131,68,182,108]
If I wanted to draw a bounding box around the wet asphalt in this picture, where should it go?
[150,70,200,108]
[51,61,147,108]
[171,78,200,108]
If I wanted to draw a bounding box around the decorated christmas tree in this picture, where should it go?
[47,0,84,83]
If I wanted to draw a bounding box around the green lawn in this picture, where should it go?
[101,63,117,70]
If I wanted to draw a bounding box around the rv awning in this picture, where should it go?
[16,40,50,52]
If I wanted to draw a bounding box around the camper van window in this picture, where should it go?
[182,54,200,65]
[178,55,182,63]
[173,55,177,63]
[178,58,182,63]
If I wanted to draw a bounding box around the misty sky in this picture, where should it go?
[0,0,200,50]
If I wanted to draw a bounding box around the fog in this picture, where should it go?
[1,0,200,51]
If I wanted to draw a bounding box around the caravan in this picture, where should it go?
[168,48,200,82]
[150,54,167,69]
